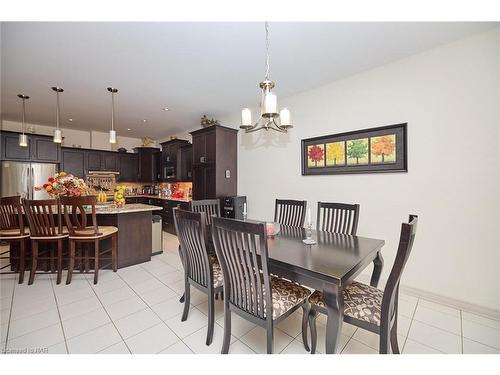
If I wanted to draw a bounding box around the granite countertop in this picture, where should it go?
[126,195,192,203]
[95,203,163,214]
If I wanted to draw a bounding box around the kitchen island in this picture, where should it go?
[95,203,162,268]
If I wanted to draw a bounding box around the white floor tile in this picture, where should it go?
[10,297,56,321]
[196,300,225,321]
[165,309,208,339]
[160,270,184,285]
[98,341,131,354]
[462,319,500,350]
[280,339,310,354]
[408,320,462,353]
[418,299,460,317]
[1,322,8,342]
[91,278,128,294]
[97,286,136,306]
[228,340,256,354]
[398,298,418,318]
[8,308,60,339]
[403,339,444,354]
[275,311,304,338]
[66,323,122,354]
[54,286,95,306]
[341,338,378,354]
[125,322,179,353]
[62,307,110,339]
[46,342,68,354]
[295,321,350,354]
[462,311,500,330]
[462,338,500,354]
[139,285,177,306]
[151,295,191,321]
[183,324,237,354]
[216,312,257,338]
[159,340,193,354]
[128,277,165,294]
[58,296,102,321]
[351,328,405,352]
[105,295,148,321]
[114,308,162,339]
[239,326,294,354]
[7,323,64,350]
[413,304,461,335]
[1,307,11,325]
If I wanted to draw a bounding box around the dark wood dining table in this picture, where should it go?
[266,225,385,354]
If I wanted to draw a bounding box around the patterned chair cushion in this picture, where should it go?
[308,281,384,326]
[268,277,310,319]
[212,259,224,288]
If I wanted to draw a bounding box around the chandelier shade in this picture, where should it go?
[17,94,29,147]
[52,86,64,143]
[107,87,118,144]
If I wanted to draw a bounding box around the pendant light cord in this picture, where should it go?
[111,91,115,131]
[21,98,26,133]
[265,21,270,81]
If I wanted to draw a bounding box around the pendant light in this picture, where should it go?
[107,87,118,143]
[240,22,292,133]
[52,87,64,143]
[17,94,30,147]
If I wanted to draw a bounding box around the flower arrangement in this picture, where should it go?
[35,171,89,197]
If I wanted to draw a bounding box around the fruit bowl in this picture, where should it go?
[266,222,281,237]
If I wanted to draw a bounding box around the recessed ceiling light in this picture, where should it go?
[142,119,147,123]
[127,128,131,131]
[68,118,73,122]
[162,107,169,111]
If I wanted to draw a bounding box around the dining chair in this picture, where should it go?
[316,202,360,234]
[274,199,307,228]
[60,195,118,285]
[22,198,68,285]
[190,199,220,226]
[0,196,30,284]
[173,207,223,346]
[212,216,311,354]
[306,215,418,354]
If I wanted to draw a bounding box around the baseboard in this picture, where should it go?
[355,274,500,321]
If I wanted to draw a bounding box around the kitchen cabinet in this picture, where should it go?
[61,148,85,177]
[118,153,139,182]
[1,131,60,163]
[190,125,238,200]
[102,152,119,171]
[86,150,103,171]
[134,147,160,182]
[177,144,193,181]
[159,139,190,181]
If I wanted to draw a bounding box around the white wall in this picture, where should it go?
[217,28,500,311]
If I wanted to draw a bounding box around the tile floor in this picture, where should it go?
[1,233,499,354]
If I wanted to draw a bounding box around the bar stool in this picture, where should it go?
[0,196,30,284]
[22,198,68,285]
[60,195,117,285]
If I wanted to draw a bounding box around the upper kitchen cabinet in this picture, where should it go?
[117,152,139,182]
[177,144,193,181]
[160,139,190,181]
[134,147,160,182]
[1,131,60,163]
[61,147,85,177]
[86,150,103,171]
[102,152,119,171]
[190,125,238,200]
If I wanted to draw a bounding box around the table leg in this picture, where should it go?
[323,283,343,354]
[370,251,384,287]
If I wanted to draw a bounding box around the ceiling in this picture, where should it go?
[1,22,498,139]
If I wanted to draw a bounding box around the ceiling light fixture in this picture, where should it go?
[162,107,169,111]
[17,94,29,147]
[240,22,292,133]
[68,118,73,122]
[107,87,118,144]
[52,87,64,143]
[142,119,147,123]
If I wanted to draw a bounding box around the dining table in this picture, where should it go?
[266,225,385,354]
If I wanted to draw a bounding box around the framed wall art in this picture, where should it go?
[301,123,408,175]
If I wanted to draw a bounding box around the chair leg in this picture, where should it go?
[28,240,38,285]
[111,234,117,272]
[181,280,190,321]
[50,247,55,273]
[266,322,274,354]
[221,300,231,354]
[390,316,400,354]
[179,293,185,303]
[66,240,75,285]
[309,310,319,354]
[301,304,311,352]
[78,243,84,273]
[18,239,26,284]
[94,239,99,284]
[379,326,390,354]
[206,290,215,346]
[56,239,63,284]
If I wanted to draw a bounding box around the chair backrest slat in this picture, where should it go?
[274,199,307,228]
[316,202,360,235]
[0,196,26,235]
[190,199,221,226]
[60,195,99,237]
[212,217,271,320]
[173,208,213,289]
[23,198,63,237]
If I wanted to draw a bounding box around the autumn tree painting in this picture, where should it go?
[371,134,396,163]
[307,144,325,167]
[326,142,345,166]
[347,139,368,164]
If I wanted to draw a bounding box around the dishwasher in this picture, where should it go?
[152,215,163,256]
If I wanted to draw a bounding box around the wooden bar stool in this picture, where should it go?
[60,195,117,285]
[0,196,30,284]
[22,198,68,285]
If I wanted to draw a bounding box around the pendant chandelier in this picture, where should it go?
[107,87,118,144]
[52,86,64,143]
[17,94,30,147]
[240,22,292,133]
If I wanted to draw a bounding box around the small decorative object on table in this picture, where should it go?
[266,222,281,237]
[201,114,220,128]
[36,171,89,197]
[302,207,317,245]
[114,185,127,207]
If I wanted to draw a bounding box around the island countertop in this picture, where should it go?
[95,203,163,214]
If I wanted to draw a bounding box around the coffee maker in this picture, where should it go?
[223,196,247,219]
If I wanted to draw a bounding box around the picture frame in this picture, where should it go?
[301,123,408,175]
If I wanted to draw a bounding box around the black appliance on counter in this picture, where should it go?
[223,196,247,219]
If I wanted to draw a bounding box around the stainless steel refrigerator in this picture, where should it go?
[1,161,58,199]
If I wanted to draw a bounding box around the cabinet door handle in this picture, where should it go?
[200,156,205,163]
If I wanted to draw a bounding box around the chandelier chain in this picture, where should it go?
[265,21,270,80]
